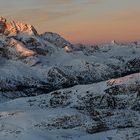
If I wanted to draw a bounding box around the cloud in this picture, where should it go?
[11,8,80,22]
[0,0,103,22]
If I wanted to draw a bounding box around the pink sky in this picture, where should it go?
[0,0,140,44]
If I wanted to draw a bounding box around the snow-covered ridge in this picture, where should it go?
[0,16,140,100]
[0,72,140,140]
[0,16,140,140]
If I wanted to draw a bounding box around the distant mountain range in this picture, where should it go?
[0,16,140,140]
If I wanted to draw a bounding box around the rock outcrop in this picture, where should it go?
[0,16,37,36]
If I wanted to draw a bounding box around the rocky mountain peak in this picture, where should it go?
[0,16,38,36]
[111,40,118,45]
[41,32,72,48]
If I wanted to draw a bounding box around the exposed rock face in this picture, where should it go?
[9,38,36,57]
[64,45,73,53]
[40,32,72,48]
[6,21,38,36]
[0,16,6,22]
[0,16,37,35]
[111,40,118,45]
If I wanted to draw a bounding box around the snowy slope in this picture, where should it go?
[0,73,140,140]
[0,27,140,101]
[0,16,140,139]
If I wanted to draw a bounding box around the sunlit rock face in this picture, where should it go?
[0,16,38,36]
[9,38,36,57]
[64,45,73,53]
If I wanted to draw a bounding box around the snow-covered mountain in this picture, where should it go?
[0,16,140,99]
[0,16,140,139]
[0,73,140,140]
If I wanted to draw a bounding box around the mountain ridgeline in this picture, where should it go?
[0,16,140,101]
[1,16,140,140]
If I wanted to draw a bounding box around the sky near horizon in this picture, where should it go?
[0,0,140,44]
